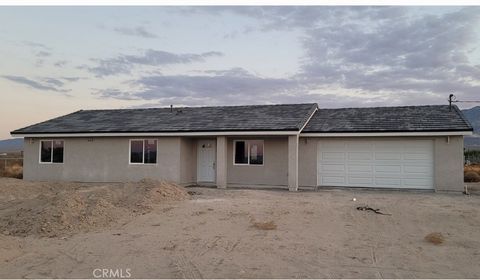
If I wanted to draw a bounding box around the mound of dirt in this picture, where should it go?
[0,178,189,238]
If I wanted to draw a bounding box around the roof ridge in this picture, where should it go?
[298,104,318,131]
[317,104,449,110]
[80,103,317,112]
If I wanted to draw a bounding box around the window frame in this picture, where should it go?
[233,139,264,166]
[38,139,65,164]
[128,139,158,165]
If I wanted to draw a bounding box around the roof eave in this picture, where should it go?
[300,130,473,137]
[11,130,302,138]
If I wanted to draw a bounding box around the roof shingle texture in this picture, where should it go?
[12,103,318,134]
[303,105,472,133]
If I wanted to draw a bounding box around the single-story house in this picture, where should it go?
[11,103,473,192]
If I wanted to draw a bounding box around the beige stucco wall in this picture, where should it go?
[226,137,288,186]
[298,137,318,187]
[23,135,465,191]
[298,136,465,192]
[23,137,183,182]
[434,135,464,192]
[216,136,228,188]
[179,138,197,185]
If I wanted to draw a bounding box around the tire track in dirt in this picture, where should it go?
[170,254,203,279]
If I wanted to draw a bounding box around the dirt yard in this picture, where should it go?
[1,179,480,278]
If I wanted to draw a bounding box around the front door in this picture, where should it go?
[197,140,216,183]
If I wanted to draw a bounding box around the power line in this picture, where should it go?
[452,101,480,103]
[448,94,480,111]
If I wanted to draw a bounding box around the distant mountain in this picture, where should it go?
[0,138,23,153]
[462,106,480,150]
[462,106,480,134]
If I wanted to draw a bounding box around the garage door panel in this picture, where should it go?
[403,178,433,188]
[348,152,373,160]
[375,152,402,160]
[375,177,403,186]
[348,164,373,172]
[406,142,432,149]
[322,152,345,160]
[321,176,346,185]
[404,153,431,160]
[348,176,374,185]
[347,142,373,150]
[404,165,432,174]
[320,164,345,172]
[375,165,402,173]
[318,139,434,189]
[374,142,402,151]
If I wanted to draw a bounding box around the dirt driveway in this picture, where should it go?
[1,186,480,278]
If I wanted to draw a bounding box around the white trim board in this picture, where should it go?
[12,130,473,138]
[12,131,299,138]
[300,131,473,137]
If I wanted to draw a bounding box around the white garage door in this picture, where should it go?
[317,139,434,189]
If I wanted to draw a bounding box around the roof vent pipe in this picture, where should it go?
[448,94,456,111]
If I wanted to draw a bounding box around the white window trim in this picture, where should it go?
[233,140,264,166]
[128,139,158,165]
[38,139,65,164]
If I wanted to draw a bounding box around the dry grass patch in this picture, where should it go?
[252,221,277,230]
[0,163,23,179]
[425,232,445,245]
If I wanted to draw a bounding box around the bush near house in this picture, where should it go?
[0,153,23,179]
[464,171,480,183]
[0,164,23,179]
[464,151,480,182]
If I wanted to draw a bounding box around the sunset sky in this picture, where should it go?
[1,6,479,139]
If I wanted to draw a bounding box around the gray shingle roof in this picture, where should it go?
[303,105,473,133]
[11,103,318,134]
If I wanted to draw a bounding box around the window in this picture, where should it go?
[233,140,264,165]
[249,140,264,165]
[40,140,64,163]
[234,140,248,164]
[130,139,157,164]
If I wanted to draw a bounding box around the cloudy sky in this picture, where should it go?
[1,6,480,139]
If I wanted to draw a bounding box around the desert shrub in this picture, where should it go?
[3,163,23,179]
[464,171,480,182]
[425,232,445,245]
